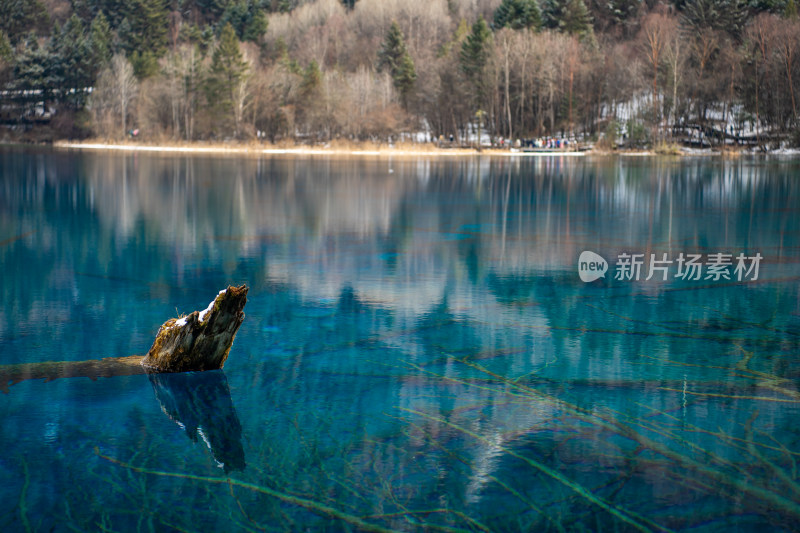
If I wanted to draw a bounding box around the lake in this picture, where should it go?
[1,146,800,532]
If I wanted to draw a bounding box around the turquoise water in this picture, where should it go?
[1,147,800,532]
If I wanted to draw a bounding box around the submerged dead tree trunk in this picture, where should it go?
[141,285,248,373]
[0,286,248,392]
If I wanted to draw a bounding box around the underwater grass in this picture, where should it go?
[399,356,800,529]
[95,448,399,533]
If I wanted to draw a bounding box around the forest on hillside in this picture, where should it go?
[1,0,799,148]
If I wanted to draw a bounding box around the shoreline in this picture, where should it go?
[7,140,794,158]
[52,140,588,158]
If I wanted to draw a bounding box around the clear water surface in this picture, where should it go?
[1,146,800,532]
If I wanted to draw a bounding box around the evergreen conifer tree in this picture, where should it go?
[120,0,169,77]
[0,0,48,44]
[0,31,12,63]
[220,1,269,41]
[785,0,798,19]
[460,16,492,107]
[95,0,126,27]
[71,0,94,22]
[243,8,268,41]
[0,30,13,86]
[197,0,229,20]
[378,21,417,109]
[205,23,250,136]
[541,0,565,29]
[13,35,57,109]
[209,23,249,95]
[493,0,542,30]
[681,0,747,36]
[51,14,93,108]
[90,12,113,68]
[607,0,640,24]
[541,0,592,35]
[562,0,592,35]
[300,60,321,97]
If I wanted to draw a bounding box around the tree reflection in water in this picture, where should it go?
[1,147,800,531]
[148,371,245,473]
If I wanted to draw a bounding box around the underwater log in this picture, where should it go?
[149,370,246,472]
[0,356,147,393]
[141,285,248,373]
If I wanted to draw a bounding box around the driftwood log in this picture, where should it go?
[141,285,248,373]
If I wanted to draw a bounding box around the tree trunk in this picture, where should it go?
[504,39,512,141]
[569,69,574,134]
[784,47,797,123]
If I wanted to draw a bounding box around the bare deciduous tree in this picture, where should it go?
[90,53,138,139]
[163,45,201,141]
[639,11,677,136]
[112,54,138,137]
[663,23,687,132]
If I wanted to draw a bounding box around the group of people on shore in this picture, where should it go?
[439,134,576,150]
[527,137,570,149]
[499,137,574,150]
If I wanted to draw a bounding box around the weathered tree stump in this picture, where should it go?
[141,285,248,373]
